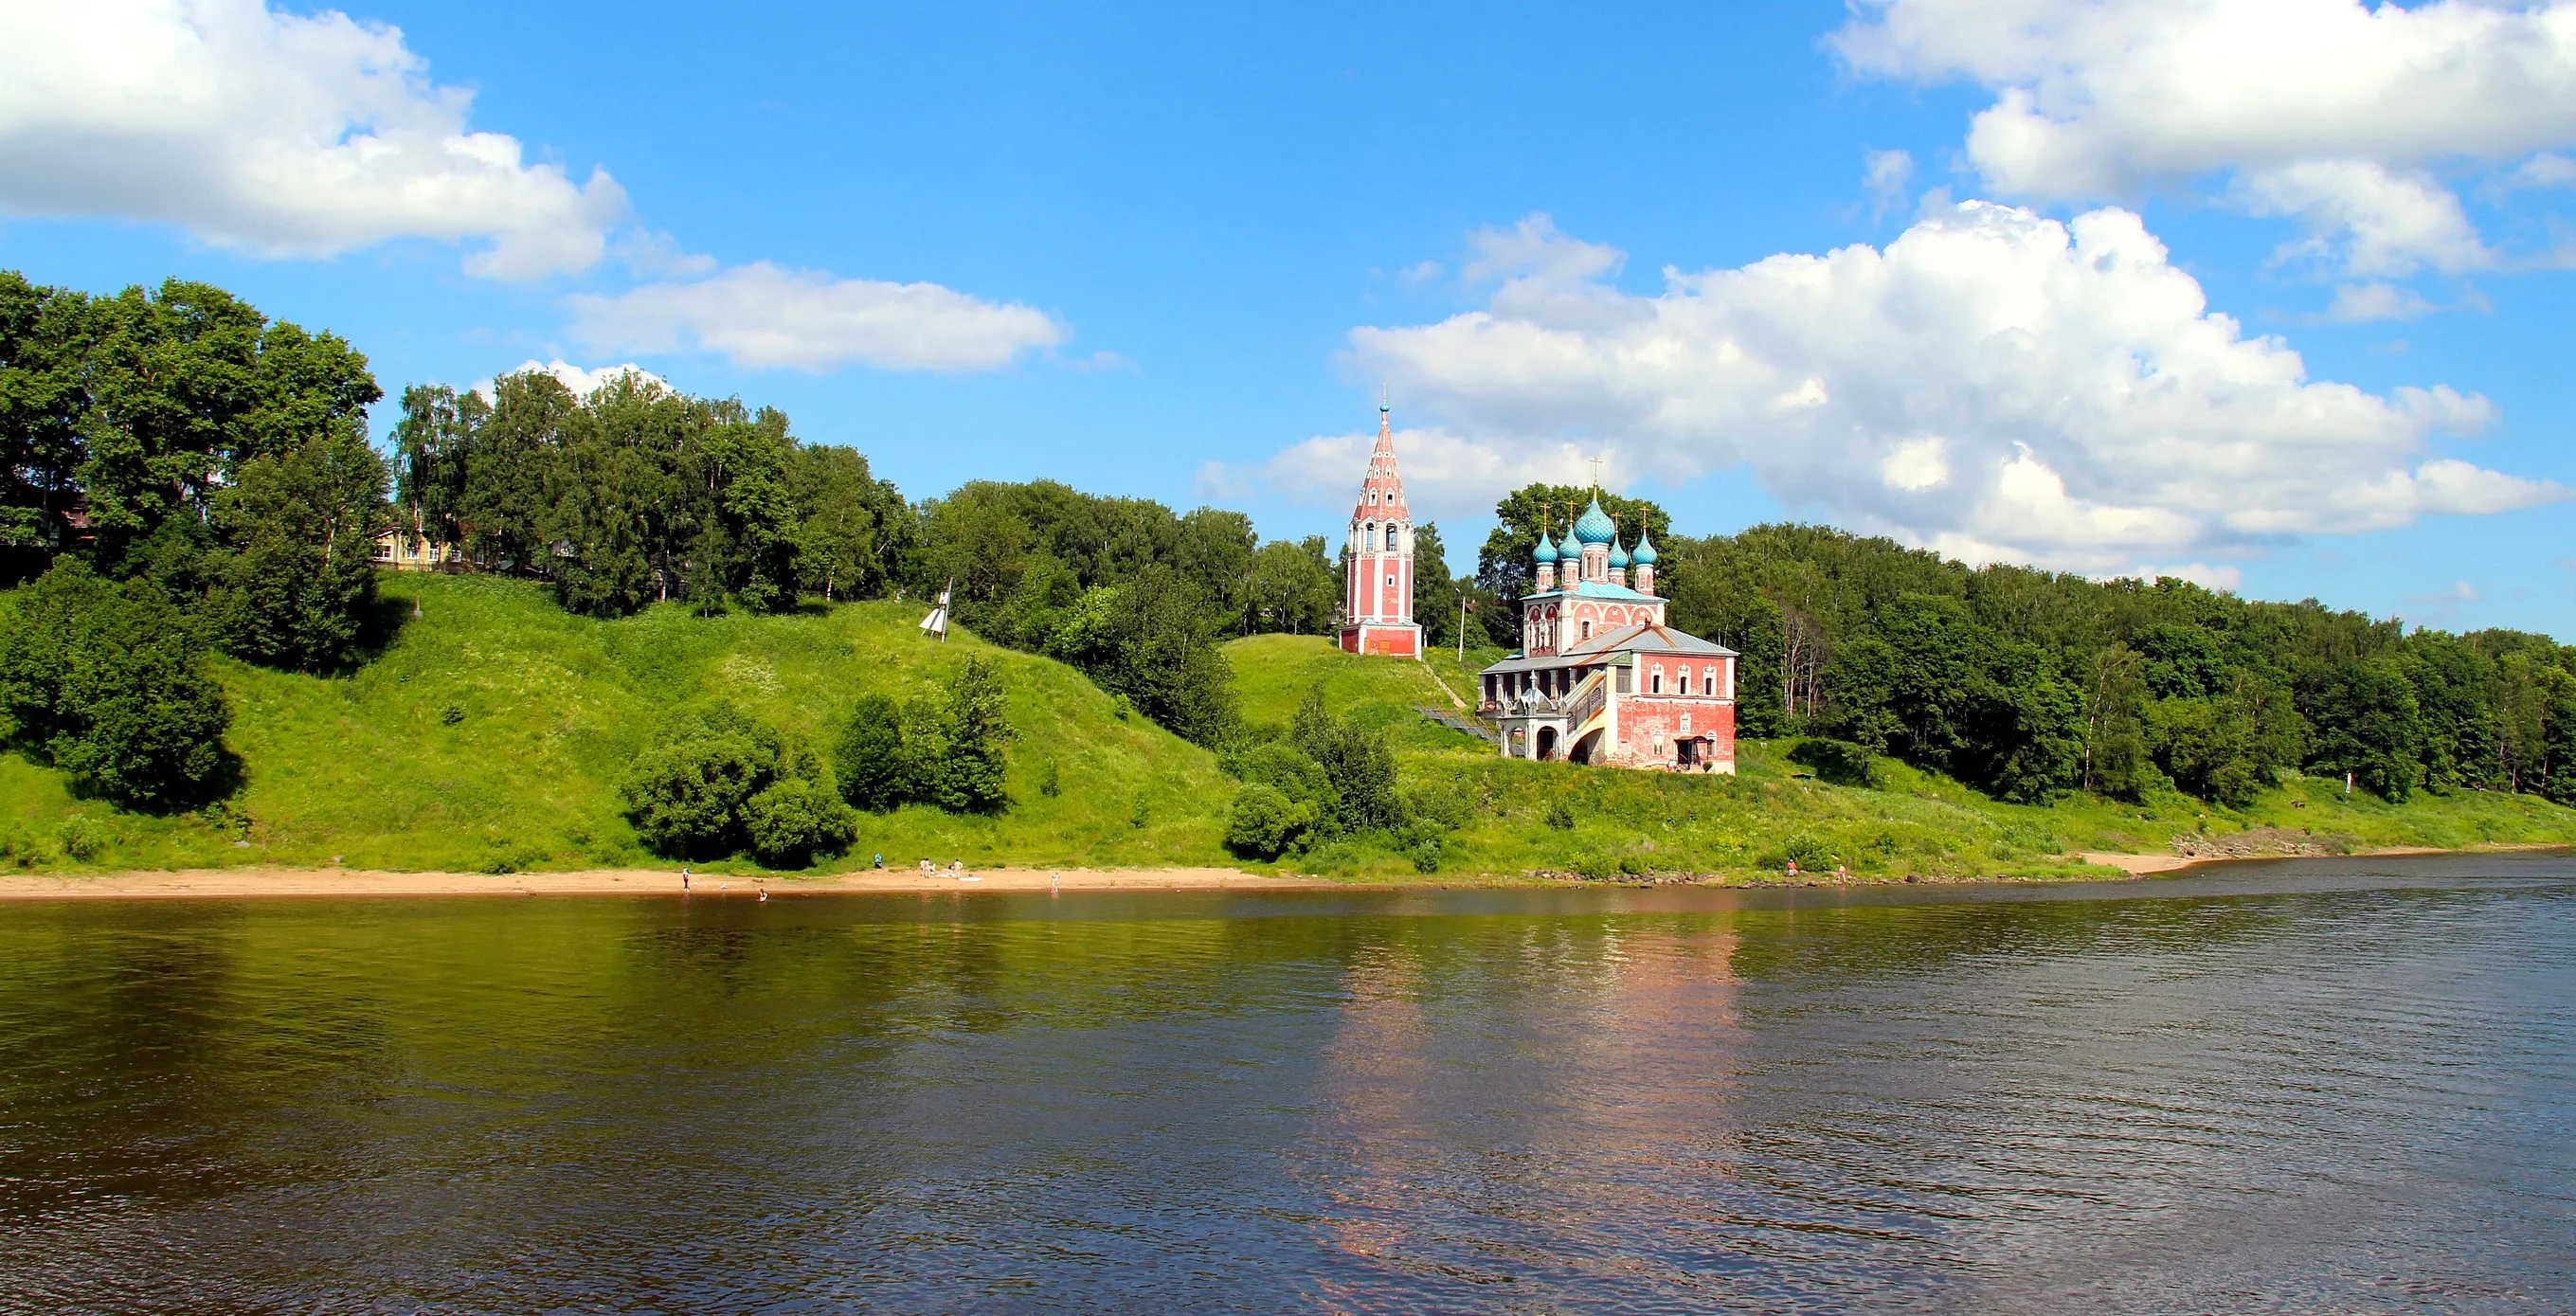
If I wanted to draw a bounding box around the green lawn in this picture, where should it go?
[7,581,2573,880]
[3,573,1234,875]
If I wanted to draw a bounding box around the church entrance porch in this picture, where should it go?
[1535,726,1558,760]
[1568,729,1603,765]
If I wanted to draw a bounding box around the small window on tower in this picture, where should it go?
[1679,672,1690,694]
[1580,621,1592,640]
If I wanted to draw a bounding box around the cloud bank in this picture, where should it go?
[0,0,624,279]
[1326,206,2559,573]
[566,262,1067,372]
[0,0,1073,374]
[1834,0,2576,285]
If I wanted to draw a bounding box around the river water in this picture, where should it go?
[2,855,2571,1312]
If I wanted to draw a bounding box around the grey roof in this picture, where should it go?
[1478,621,1738,676]
[1567,621,1738,658]
[1478,651,1613,676]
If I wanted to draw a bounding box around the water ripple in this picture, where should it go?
[1,854,2571,1311]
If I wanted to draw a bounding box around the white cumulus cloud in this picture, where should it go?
[1834,0,2576,276]
[1202,424,1608,525]
[1334,206,2562,573]
[566,262,1068,372]
[0,0,624,280]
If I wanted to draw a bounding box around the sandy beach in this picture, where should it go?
[2075,852,2203,875]
[0,866,1339,900]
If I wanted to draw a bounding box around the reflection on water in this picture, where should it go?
[2,856,2572,1312]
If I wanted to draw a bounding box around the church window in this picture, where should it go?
[1678,671,1690,694]
[1650,668,1663,694]
[1704,665,1718,695]
[1580,621,1592,640]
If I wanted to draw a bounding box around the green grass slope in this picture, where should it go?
[1224,634,2576,882]
[7,591,2571,881]
[3,573,1234,874]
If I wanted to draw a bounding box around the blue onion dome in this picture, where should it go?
[1532,533,1558,564]
[1630,532,1659,566]
[1608,538,1630,569]
[1557,527,1583,561]
[1574,496,1617,545]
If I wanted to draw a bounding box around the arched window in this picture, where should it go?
[1678,671,1690,694]
[1580,621,1592,640]
[1704,665,1719,696]
[1650,667,1663,694]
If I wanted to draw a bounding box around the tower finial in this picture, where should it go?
[1378,383,1389,414]
[1588,455,1606,490]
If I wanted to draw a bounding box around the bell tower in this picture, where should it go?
[1338,398,1423,658]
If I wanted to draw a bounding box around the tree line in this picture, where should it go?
[10,268,2574,823]
[1,274,387,810]
[1471,498,2576,807]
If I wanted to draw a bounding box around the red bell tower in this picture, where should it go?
[1338,400,1423,658]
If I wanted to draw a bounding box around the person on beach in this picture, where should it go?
[873,854,884,869]
[681,866,690,891]
[1051,872,1060,894]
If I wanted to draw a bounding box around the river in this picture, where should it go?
[2,854,2570,1312]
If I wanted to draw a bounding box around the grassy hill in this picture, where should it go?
[1221,634,2576,881]
[6,578,2574,880]
[2,573,1234,875]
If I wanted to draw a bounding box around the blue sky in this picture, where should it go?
[5,0,2573,636]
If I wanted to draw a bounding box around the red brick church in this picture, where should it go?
[1475,498,1740,774]
[1334,408,1738,772]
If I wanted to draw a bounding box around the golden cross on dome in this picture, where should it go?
[1588,456,1606,489]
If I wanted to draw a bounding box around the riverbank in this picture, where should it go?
[0,866,1337,900]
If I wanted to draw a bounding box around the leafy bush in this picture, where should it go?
[918,657,1014,814]
[1397,822,1449,874]
[1789,738,1877,787]
[1226,740,1334,815]
[1289,683,1405,833]
[206,427,388,673]
[1043,566,1239,746]
[1781,832,1834,871]
[621,704,845,862]
[1543,797,1576,830]
[744,777,856,868]
[53,817,107,863]
[0,560,234,811]
[1225,784,1310,859]
[832,693,914,811]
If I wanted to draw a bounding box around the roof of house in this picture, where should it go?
[1479,620,1739,676]
[1569,621,1738,658]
